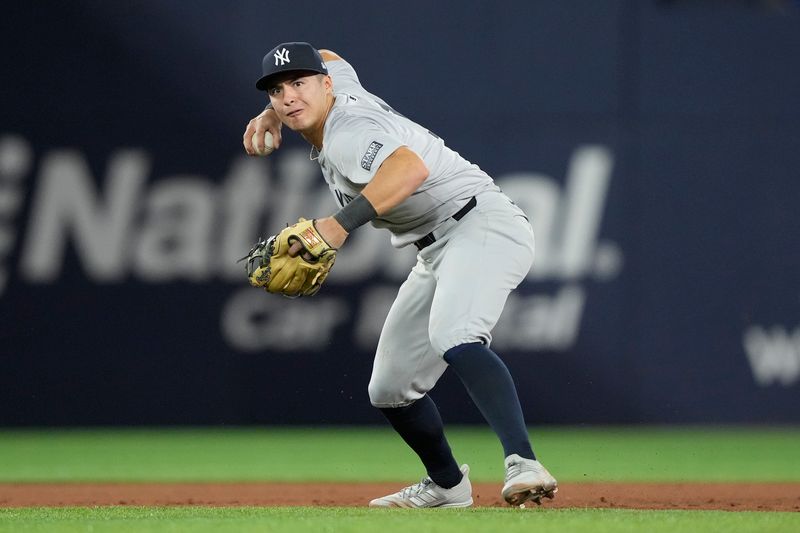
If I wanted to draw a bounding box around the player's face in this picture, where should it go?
[267,73,332,133]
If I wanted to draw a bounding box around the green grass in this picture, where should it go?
[1,507,799,533]
[0,426,798,483]
[1,427,798,532]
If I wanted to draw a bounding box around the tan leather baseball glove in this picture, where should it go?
[241,218,336,297]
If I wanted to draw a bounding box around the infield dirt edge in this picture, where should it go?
[2,482,799,512]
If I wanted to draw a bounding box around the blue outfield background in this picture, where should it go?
[1,1,799,425]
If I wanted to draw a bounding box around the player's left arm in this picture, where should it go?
[313,146,428,248]
[362,147,428,213]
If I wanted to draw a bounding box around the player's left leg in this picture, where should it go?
[368,258,465,495]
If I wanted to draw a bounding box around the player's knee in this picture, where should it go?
[368,377,414,408]
[429,330,488,357]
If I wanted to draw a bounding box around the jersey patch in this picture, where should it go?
[360,141,384,171]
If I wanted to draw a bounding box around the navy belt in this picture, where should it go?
[414,196,477,250]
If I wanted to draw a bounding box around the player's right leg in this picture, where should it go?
[366,257,470,508]
[424,191,557,506]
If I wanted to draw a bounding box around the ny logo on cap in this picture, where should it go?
[274,48,290,66]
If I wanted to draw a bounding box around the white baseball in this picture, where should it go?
[252,131,275,156]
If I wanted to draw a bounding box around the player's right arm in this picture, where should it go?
[318,50,343,62]
[244,50,344,156]
[243,105,283,156]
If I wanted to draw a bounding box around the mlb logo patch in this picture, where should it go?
[360,141,383,171]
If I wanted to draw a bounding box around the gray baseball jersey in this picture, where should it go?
[318,59,500,247]
[318,59,535,408]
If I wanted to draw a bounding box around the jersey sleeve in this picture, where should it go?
[326,60,363,95]
[326,117,405,185]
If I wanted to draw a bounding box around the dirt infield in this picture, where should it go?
[2,482,799,511]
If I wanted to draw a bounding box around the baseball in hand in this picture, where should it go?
[253,131,275,156]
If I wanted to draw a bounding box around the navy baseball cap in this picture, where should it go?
[256,42,328,91]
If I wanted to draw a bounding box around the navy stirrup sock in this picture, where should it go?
[444,342,536,460]
[378,395,463,489]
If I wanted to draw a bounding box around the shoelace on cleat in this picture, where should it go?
[398,478,434,499]
[505,460,541,482]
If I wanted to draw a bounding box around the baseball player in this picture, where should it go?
[243,42,557,508]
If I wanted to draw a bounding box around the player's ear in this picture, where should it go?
[323,74,333,94]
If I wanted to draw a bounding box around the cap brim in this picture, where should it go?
[255,75,273,91]
[255,68,328,91]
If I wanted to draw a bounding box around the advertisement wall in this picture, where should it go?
[1,1,798,425]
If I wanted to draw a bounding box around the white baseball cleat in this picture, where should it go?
[369,464,473,508]
[501,454,558,506]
